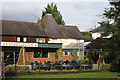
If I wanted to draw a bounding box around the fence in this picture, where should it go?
[31,61,91,71]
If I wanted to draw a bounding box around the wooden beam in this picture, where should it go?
[89,48,92,64]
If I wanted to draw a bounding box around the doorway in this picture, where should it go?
[4,52,19,66]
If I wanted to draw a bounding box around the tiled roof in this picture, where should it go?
[59,25,84,39]
[0,20,47,37]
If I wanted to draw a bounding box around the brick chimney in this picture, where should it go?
[37,18,41,26]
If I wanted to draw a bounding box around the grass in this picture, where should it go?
[7,72,118,78]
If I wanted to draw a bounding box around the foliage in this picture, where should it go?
[41,3,65,25]
[83,56,89,64]
[86,50,99,64]
[71,51,78,61]
[5,65,31,73]
[84,37,94,42]
[31,69,46,73]
[54,52,58,62]
[81,32,92,37]
[99,1,120,71]
[100,64,110,71]
[62,69,78,72]
[5,65,15,73]
[81,32,93,42]
[109,59,120,72]
[54,48,63,62]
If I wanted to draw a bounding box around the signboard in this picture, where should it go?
[1,42,38,47]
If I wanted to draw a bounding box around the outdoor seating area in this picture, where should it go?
[31,60,91,71]
[1,1,120,79]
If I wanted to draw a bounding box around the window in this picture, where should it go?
[17,37,26,42]
[65,51,68,56]
[17,37,20,42]
[34,51,48,58]
[80,49,83,51]
[84,52,87,56]
[34,52,42,58]
[4,52,20,65]
[42,51,48,58]
[64,51,72,56]
[36,38,45,43]
[23,37,26,42]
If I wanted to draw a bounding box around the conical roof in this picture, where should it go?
[41,14,67,38]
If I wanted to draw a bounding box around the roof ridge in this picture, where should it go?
[59,25,77,27]
[51,16,67,38]
[1,20,36,24]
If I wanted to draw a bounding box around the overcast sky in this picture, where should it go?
[0,0,110,31]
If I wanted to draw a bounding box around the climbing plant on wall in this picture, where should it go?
[54,48,63,62]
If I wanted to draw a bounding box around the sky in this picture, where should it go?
[0,0,110,31]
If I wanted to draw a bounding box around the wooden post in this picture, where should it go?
[39,61,40,72]
[89,49,92,64]
[60,64,62,72]
[2,52,5,80]
[0,51,2,79]
[23,47,25,65]
[13,52,17,75]
[98,54,101,70]
[95,51,97,63]
[13,52,15,64]
[78,48,81,72]
[78,48,80,62]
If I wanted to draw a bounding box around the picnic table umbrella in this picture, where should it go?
[17,46,28,65]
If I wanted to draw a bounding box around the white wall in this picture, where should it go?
[92,33,101,39]
[92,32,112,39]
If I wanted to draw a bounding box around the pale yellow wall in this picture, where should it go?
[48,38,85,61]
[48,38,84,47]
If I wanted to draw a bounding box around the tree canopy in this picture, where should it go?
[41,3,65,25]
[99,1,120,71]
[81,32,93,42]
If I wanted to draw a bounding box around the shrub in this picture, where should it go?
[109,62,120,72]
[5,65,15,72]
[40,70,46,72]
[5,65,31,73]
[100,64,110,71]
[71,69,77,71]
[62,70,69,72]
[31,69,46,72]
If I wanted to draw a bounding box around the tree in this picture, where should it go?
[81,32,94,42]
[41,3,65,25]
[99,1,120,71]
[54,49,63,62]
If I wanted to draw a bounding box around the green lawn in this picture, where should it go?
[7,72,118,78]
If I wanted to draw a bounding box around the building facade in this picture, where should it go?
[0,14,84,65]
